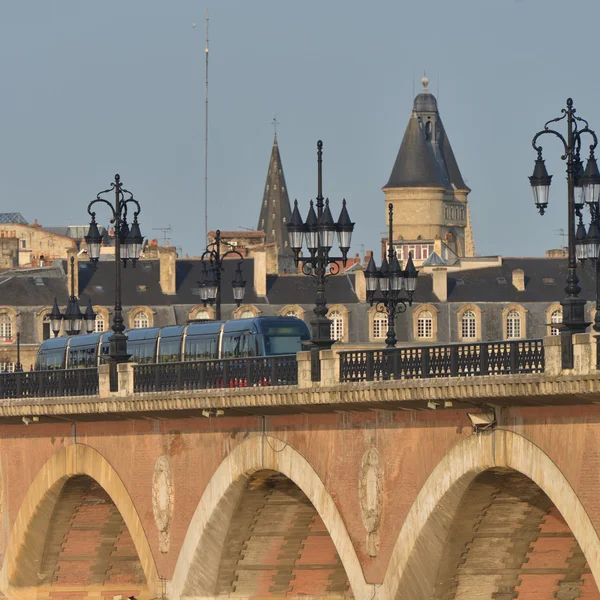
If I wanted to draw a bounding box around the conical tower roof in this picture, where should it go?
[257,134,293,256]
[384,76,469,192]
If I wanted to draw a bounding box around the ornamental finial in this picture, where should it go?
[421,71,429,92]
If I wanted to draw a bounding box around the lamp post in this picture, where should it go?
[198,230,246,320]
[49,255,96,337]
[15,332,22,372]
[530,98,599,368]
[286,140,355,350]
[84,174,144,367]
[574,156,600,369]
[364,203,418,348]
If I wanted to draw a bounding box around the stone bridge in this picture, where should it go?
[0,335,599,599]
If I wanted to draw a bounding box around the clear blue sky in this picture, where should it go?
[1,0,599,258]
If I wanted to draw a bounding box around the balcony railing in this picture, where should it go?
[339,339,544,383]
[133,355,299,393]
[0,368,99,399]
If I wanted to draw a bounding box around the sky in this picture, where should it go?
[1,0,600,259]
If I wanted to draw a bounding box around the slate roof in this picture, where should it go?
[266,273,359,305]
[1,256,594,311]
[384,90,469,192]
[0,273,69,305]
[257,135,293,258]
[445,258,595,303]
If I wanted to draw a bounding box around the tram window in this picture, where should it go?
[185,336,218,361]
[129,341,156,364]
[222,333,256,358]
[159,338,182,363]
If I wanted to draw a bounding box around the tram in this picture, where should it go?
[35,316,310,370]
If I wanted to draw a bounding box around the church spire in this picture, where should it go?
[257,131,293,261]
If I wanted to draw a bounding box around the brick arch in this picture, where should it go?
[381,429,600,600]
[171,434,370,600]
[432,468,599,599]
[0,444,160,599]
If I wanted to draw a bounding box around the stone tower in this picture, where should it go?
[383,74,473,265]
[257,134,294,272]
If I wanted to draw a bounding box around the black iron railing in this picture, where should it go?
[339,339,545,382]
[0,368,99,399]
[133,355,298,393]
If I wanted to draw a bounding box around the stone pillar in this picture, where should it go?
[117,362,135,396]
[98,364,111,396]
[544,335,561,376]
[158,247,177,295]
[297,351,312,388]
[319,349,340,386]
[572,333,593,375]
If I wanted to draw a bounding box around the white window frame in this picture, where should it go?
[461,310,477,340]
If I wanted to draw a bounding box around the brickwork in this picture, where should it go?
[2,404,600,599]
[434,469,600,600]
[216,470,352,598]
[37,476,146,599]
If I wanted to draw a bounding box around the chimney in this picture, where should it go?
[354,270,366,302]
[158,246,177,295]
[265,245,279,275]
[432,267,447,302]
[512,269,525,292]
[253,248,267,297]
[66,248,79,296]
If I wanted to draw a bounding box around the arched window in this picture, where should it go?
[372,313,387,340]
[285,310,299,318]
[0,314,12,342]
[461,310,477,340]
[551,309,562,336]
[238,311,255,319]
[330,310,344,341]
[94,314,106,333]
[42,314,52,340]
[194,310,211,321]
[506,310,521,339]
[133,311,150,329]
[417,311,433,339]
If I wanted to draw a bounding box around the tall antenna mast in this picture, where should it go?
[204,9,209,245]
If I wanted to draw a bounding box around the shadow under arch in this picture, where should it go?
[380,428,600,600]
[0,443,160,599]
[171,434,370,600]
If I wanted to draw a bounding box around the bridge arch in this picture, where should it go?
[0,443,160,599]
[171,433,370,600]
[381,428,600,600]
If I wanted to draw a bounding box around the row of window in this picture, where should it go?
[0,305,569,345]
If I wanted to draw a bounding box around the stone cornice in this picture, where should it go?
[1,372,600,419]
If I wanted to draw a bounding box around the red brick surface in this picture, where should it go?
[2,406,600,595]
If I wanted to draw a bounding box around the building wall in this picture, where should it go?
[0,224,74,266]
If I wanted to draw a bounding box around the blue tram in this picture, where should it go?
[35,316,311,370]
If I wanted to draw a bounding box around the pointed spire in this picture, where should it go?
[257,132,293,257]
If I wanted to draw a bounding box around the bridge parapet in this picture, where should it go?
[0,334,598,417]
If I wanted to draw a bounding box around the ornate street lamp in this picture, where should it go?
[530,98,599,368]
[85,174,143,369]
[287,141,355,350]
[364,203,418,348]
[198,230,246,320]
[50,256,96,337]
